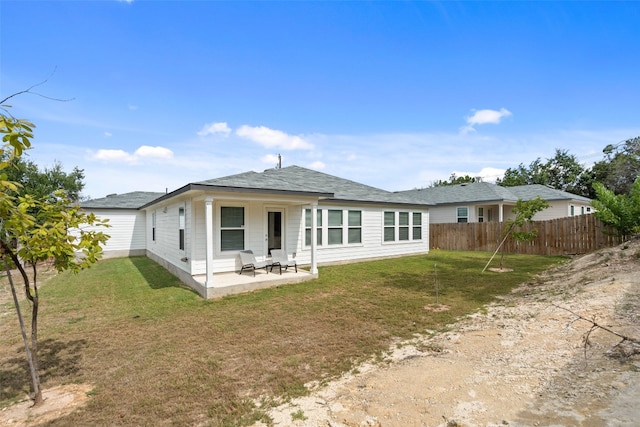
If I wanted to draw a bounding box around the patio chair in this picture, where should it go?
[239,250,270,276]
[269,249,297,275]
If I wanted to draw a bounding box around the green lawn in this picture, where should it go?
[0,251,564,426]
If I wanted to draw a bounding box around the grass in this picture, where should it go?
[0,251,564,426]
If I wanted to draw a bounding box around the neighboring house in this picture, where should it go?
[398,182,592,224]
[81,166,432,298]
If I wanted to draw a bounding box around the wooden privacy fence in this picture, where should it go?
[429,215,622,256]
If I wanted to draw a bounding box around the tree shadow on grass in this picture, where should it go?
[129,256,197,294]
[0,338,86,404]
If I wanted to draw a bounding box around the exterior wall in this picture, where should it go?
[189,199,305,275]
[429,204,499,224]
[145,197,192,276]
[432,200,593,223]
[532,200,593,220]
[89,195,430,288]
[506,200,593,221]
[82,209,147,258]
[295,204,430,266]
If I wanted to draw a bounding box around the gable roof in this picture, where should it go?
[81,191,165,210]
[83,166,432,210]
[193,165,424,205]
[398,182,591,205]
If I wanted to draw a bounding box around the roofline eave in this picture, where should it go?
[140,183,334,209]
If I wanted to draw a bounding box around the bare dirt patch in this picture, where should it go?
[258,240,640,426]
[0,384,92,427]
[488,267,514,273]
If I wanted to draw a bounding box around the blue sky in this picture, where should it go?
[2,1,639,199]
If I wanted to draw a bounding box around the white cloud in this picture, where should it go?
[236,125,313,150]
[104,132,112,137]
[92,149,138,164]
[307,161,326,170]
[198,122,231,137]
[134,145,174,159]
[128,104,138,110]
[451,167,506,183]
[261,153,282,167]
[461,108,512,134]
[91,145,173,164]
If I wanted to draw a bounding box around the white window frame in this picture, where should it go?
[457,206,469,223]
[347,210,362,244]
[327,209,344,245]
[383,210,423,243]
[152,211,156,242]
[304,208,363,248]
[412,212,422,240]
[304,208,323,247]
[219,205,245,252]
[178,207,185,250]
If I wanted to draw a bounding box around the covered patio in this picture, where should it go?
[193,267,317,298]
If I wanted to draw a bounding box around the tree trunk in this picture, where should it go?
[3,260,42,405]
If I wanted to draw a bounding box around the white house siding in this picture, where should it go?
[188,198,307,275]
[145,198,192,276]
[83,209,146,258]
[428,205,481,224]
[506,201,593,221]
[295,204,430,266]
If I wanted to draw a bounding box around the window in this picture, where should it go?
[221,207,244,251]
[328,210,343,245]
[570,205,575,216]
[586,207,591,213]
[304,208,322,246]
[581,206,585,215]
[412,212,422,240]
[478,207,484,223]
[178,207,185,250]
[348,210,362,244]
[152,212,156,242]
[384,211,395,242]
[385,210,423,242]
[398,212,409,241]
[457,207,468,223]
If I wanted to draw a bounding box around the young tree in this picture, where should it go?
[1,107,109,405]
[591,180,640,240]
[483,197,550,272]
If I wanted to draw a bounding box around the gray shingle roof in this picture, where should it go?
[81,191,165,209]
[85,166,431,210]
[194,166,428,206]
[507,184,592,203]
[397,182,591,205]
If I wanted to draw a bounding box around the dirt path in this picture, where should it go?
[259,241,640,426]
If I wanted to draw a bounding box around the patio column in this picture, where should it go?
[205,197,214,288]
[499,203,504,222]
[310,201,318,274]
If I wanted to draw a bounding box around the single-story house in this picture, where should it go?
[398,182,593,224]
[81,166,432,298]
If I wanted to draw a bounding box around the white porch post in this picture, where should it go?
[310,201,318,274]
[205,197,214,288]
[499,202,504,222]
